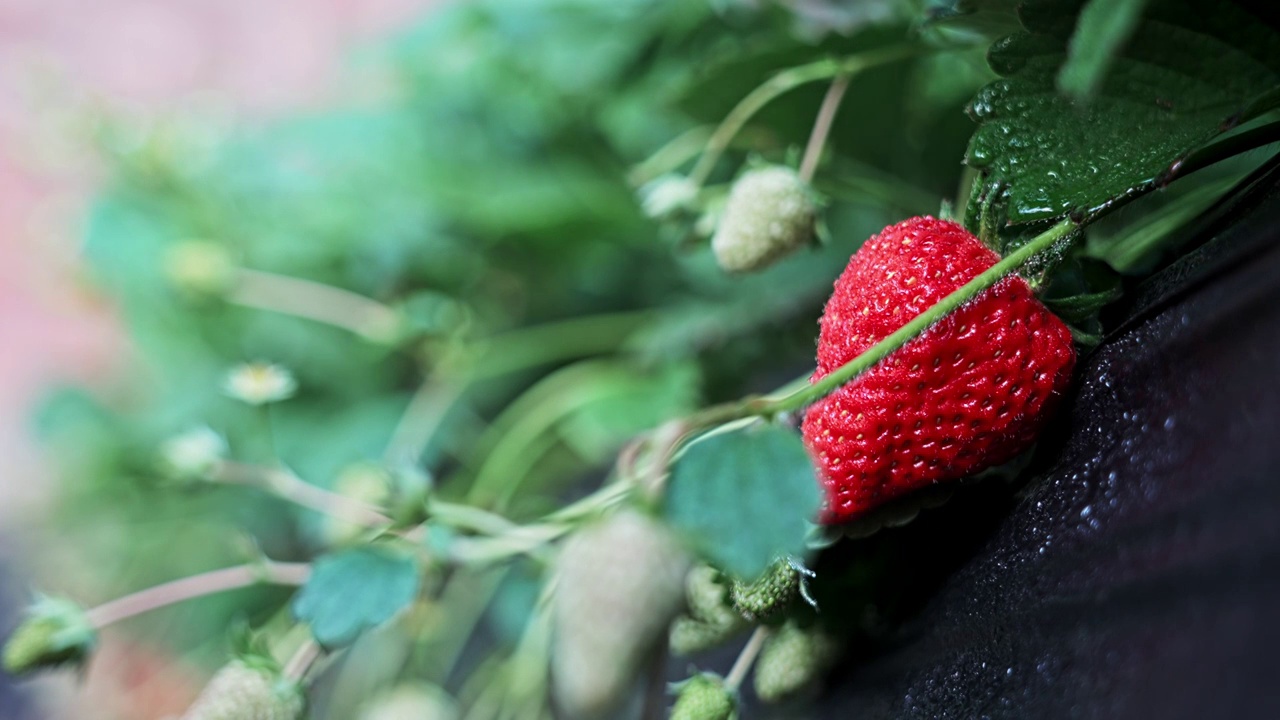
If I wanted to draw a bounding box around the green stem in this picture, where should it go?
[429,482,632,567]
[425,567,510,682]
[1164,117,1280,183]
[798,75,852,183]
[383,310,655,466]
[687,44,925,188]
[628,125,714,187]
[467,310,656,380]
[228,268,403,343]
[432,500,518,536]
[411,213,1073,566]
[543,480,633,524]
[214,461,391,528]
[383,370,470,467]
[786,218,1078,410]
[500,579,556,719]
[282,638,323,682]
[688,217,1080,427]
[1076,117,1280,228]
[724,626,769,692]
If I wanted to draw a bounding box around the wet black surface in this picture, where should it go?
[814,170,1280,718]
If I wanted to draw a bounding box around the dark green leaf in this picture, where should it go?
[1086,170,1242,271]
[925,0,1024,41]
[1057,0,1151,100]
[663,422,822,580]
[965,0,1280,234]
[292,546,421,648]
[558,363,699,461]
[1043,285,1123,322]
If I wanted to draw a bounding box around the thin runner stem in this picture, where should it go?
[799,75,852,183]
[724,627,770,691]
[86,561,310,628]
[688,44,924,188]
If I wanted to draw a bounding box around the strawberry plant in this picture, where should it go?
[8,0,1280,718]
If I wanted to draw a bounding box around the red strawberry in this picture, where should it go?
[802,216,1075,523]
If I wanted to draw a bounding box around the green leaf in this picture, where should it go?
[1087,170,1242,271]
[292,546,421,648]
[663,422,822,580]
[965,0,1280,234]
[558,363,699,461]
[1043,285,1123,322]
[925,0,1025,42]
[1057,0,1151,100]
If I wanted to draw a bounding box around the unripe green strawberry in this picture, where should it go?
[729,559,800,623]
[685,565,732,623]
[670,615,741,657]
[752,623,837,703]
[669,565,745,656]
[711,166,816,273]
[361,683,457,720]
[551,510,692,719]
[2,596,96,674]
[671,674,735,720]
[181,660,303,720]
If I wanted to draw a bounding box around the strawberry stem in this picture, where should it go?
[213,461,393,528]
[85,561,311,628]
[282,638,323,682]
[775,217,1079,413]
[689,217,1080,427]
[229,268,404,343]
[798,75,852,183]
[724,626,770,692]
[688,44,929,189]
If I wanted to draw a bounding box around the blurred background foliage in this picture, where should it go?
[23,0,1277,715]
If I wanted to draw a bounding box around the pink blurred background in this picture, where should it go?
[0,0,436,715]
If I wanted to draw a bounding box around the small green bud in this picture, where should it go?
[159,426,228,482]
[671,674,735,720]
[181,659,304,720]
[640,174,699,220]
[670,615,741,657]
[752,622,837,703]
[164,240,236,296]
[711,166,816,273]
[729,558,800,623]
[2,596,97,674]
[321,463,392,545]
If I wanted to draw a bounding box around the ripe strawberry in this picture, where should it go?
[802,217,1075,523]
